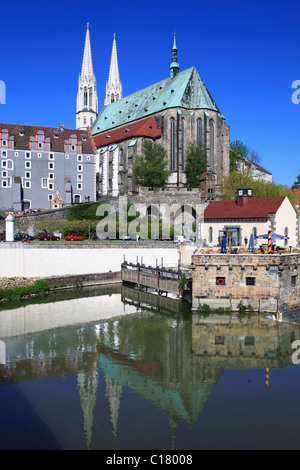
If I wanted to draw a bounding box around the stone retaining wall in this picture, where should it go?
[191,252,300,313]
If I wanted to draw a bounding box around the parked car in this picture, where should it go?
[65,234,86,241]
[14,232,35,241]
[38,233,60,241]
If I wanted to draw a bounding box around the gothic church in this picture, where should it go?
[76,25,230,200]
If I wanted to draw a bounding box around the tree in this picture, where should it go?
[230,140,261,172]
[185,142,207,188]
[222,169,298,210]
[132,140,170,187]
[293,174,300,187]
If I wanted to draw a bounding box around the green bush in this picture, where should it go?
[0,280,49,301]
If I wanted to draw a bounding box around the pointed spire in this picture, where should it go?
[81,22,95,79]
[104,33,123,106]
[170,32,180,79]
[76,23,98,129]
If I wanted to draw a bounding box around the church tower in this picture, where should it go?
[104,34,122,106]
[76,23,98,130]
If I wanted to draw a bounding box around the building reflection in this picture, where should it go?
[0,285,300,449]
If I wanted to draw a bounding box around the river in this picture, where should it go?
[0,284,300,450]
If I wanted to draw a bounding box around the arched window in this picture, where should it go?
[182,118,185,171]
[84,89,88,107]
[197,118,203,144]
[120,149,124,166]
[209,226,213,244]
[209,119,215,171]
[83,117,87,125]
[170,117,175,171]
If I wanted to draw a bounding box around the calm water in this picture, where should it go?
[1,284,300,450]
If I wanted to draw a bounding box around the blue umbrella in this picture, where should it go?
[248,233,254,252]
[256,233,289,240]
[221,235,227,253]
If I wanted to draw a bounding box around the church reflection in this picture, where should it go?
[0,285,300,449]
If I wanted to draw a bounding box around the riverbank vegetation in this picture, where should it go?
[0,280,49,301]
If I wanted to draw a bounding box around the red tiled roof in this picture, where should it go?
[92,116,162,148]
[204,196,286,220]
[0,123,97,154]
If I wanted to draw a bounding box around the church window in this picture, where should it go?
[84,117,87,125]
[209,226,213,243]
[197,118,203,143]
[84,90,88,106]
[182,118,185,171]
[170,117,175,171]
[209,119,215,171]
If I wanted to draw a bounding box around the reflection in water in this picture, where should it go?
[0,284,300,450]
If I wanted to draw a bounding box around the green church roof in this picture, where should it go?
[92,66,220,135]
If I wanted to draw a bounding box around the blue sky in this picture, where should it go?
[0,0,299,187]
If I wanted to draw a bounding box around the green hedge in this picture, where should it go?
[0,280,50,301]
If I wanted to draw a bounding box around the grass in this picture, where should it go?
[0,280,50,301]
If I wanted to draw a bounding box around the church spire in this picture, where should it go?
[170,33,180,79]
[81,23,94,79]
[76,23,98,130]
[104,33,123,106]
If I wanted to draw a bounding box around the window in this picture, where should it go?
[24,181,31,189]
[48,173,54,180]
[25,161,31,169]
[197,118,203,144]
[77,183,82,190]
[48,182,54,190]
[182,118,185,171]
[48,194,53,201]
[170,117,175,171]
[49,153,54,160]
[65,155,69,159]
[209,226,213,243]
[25,152,31,159]
[41,178,48,188]
[38,153,42,158]
[25,171,31,179]
[38,142,42,149]
[209,119,215,171]
[48,162,54,170]
[2,170,7,177]
[1,150,7,157]
[77,174,83,181]
[77,155,82,162]
[291,275,297,287]
[71,145,75,151]
[2,141,6,146]
[2,178,11,188]
[15,152,18,157]
[246,277,256,286]
[77,164,83,172]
